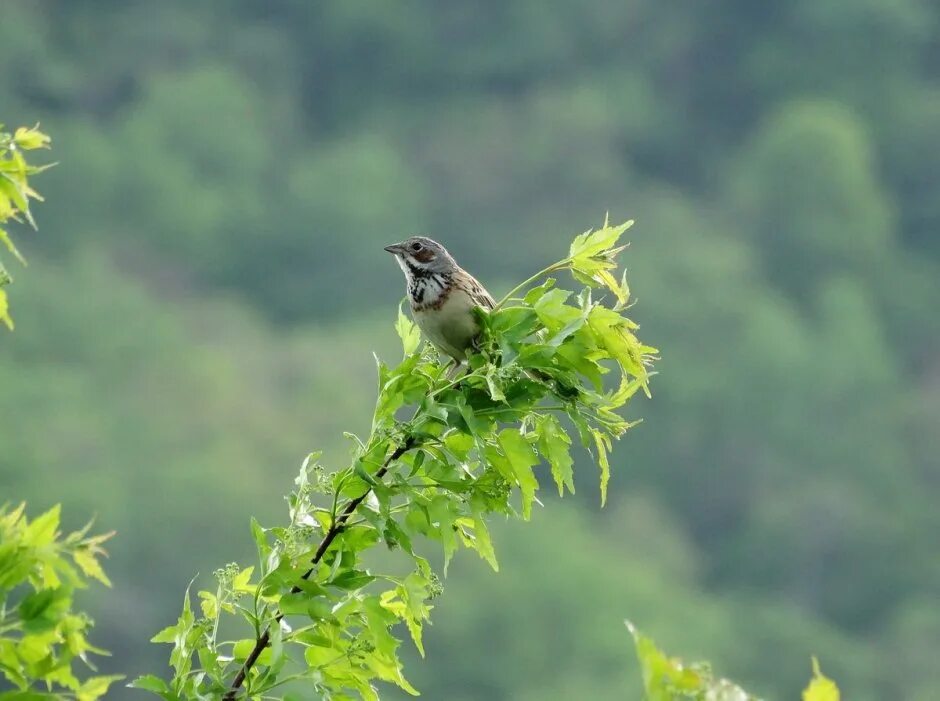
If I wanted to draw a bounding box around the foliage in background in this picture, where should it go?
[0,123,50,330]
[0,504,120,700]
[133,222,655,699]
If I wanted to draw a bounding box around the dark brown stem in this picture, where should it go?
[223,437,416,700]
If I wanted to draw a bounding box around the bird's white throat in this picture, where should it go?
[396,255,451,307]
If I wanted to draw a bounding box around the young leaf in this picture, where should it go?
[536,415,575,496]
[469,496,499,571]
[13,125,51,151]
[76,675,124,701]
[0,227,25,265]
[485,369,506,402]
[568,219,632,259]
[803,658,840,701]
[0,288,12,330]
[23,504,61,547]
[128,675,170,694]
[592,429,612,506]
[73,548,112,587]
[627,621,759,701]
[497,429,540,520]
[395,303,421,356]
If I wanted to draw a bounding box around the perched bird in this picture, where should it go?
[384,236,495,362]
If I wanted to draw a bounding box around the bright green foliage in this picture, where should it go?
[135,221,655,700]
[0,503,121,699]
[629,623,841,701]
[0,123,52,330]
[628,621,760,701]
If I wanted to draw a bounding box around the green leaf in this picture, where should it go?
[250,516,269,561]
[485,369,506,402]
[380,568,433,659]
[164,584,196,685]
[629,621,701,699]
[76,675,124,701]
[0,226,25,266]
[233,565,255,592]
[331,569,376,590]
[522,277,556,304]
[232,638,261,661]
[803,658,840,701]
[469,495,499,571]
[149,625,178,644]
[567,220,634,302]
[19,587,68,624]
[592,429,612,506]
[23,504,60,547]
[264,622,287,681]
[0,174,35,229]
[587,306,645,376]
[73,548,111,587]
[497,430,540,520]
[532,289,579,331]
[605,375,647,410]
[198,590,218,619]
[395,303,421,356]
[488,306,541,343]
[279,591,334,620]
[568,219,632,259]
[537,415,575,496]
[554,337,605,390]
[428,495,460,574]
[13,125,51,151]
[128,674,170,694]
[0,287,14,330]
[627,621,759,701]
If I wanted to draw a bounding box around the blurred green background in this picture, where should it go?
[2,1,938,699]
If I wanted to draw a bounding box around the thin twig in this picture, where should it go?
[223,437,416,700]
[492,260,567,310]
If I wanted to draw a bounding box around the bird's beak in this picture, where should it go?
[384,242,406,255]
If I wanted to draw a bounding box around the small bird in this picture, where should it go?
[384,236,495,362]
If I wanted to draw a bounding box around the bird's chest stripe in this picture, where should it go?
[405,260,428,279]
[409,273,452,311]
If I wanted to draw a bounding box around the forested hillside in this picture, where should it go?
[1,2,938,699]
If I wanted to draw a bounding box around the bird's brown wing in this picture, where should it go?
[467,274,496,310]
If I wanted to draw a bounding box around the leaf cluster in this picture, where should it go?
[628,622,841,701]
[0,504,120,700]
[628,621,760,701]
[135,220,656,700]
[0,123,52,330]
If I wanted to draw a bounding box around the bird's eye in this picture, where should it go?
[410,242,422,252]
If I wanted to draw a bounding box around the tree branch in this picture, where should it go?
[223,437,416,700]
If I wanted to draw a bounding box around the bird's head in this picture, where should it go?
[384,236,457,276]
